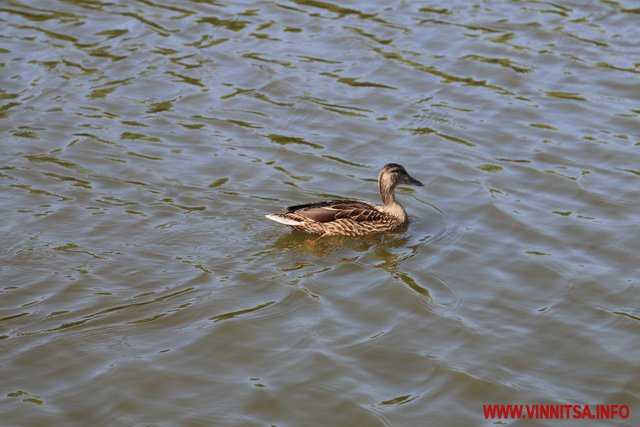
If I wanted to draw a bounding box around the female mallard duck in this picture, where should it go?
[266,163,423,237]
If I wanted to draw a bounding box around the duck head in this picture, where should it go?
[379,163,423,190]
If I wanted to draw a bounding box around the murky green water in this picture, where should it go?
[1,0,639,425]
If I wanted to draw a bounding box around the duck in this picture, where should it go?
[265,163,423,237]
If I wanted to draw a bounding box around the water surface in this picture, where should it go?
[1,0,639,425]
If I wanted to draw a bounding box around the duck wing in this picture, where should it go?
[286,199,385,223]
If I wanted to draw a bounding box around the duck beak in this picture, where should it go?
[403,175,424,187]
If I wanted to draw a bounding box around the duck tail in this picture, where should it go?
[265,214,302,226]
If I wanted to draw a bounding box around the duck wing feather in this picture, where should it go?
[286,199,385,223]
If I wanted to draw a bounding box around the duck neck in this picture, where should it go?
[379,182,407,221]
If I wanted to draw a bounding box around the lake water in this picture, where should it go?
[1,0,639,426]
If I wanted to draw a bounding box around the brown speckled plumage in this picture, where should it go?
[266,164,423,237]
